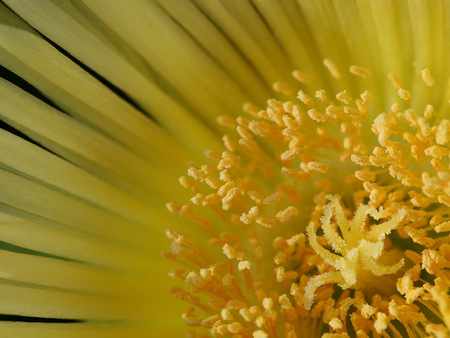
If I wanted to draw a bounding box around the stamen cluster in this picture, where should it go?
[165,62,450,337]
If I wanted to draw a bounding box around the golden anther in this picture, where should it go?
[291,70,312,84]
[350,65,371,78]
[360,90,374,102]
[324,59,341,79]
[397,88,411,101]
[217,115,237,128]
[273,82,294,95]
[336,90,352,104]
[388,73,403,88]
[297,90,314,108]
[421,68,435,87]
[315,89,328,102]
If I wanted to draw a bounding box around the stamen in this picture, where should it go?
[424,104,434,118]
[388,73,404,88]
[421,68,435,87]
[336,90,352,104]
[297,90,314,108]
[397,88,411,101]
[292,70,312,84]
[350,65,372,78]
[273,82,294,95]
[323,59,341,79]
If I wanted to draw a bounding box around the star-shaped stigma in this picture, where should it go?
[304,195,406,310]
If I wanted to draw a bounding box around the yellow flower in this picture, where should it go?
[0,0,449,337]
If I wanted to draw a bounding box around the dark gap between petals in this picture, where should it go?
[0,314,83,323]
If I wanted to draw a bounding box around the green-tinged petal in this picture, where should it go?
[0,321,186,338]
[0,1,221,157]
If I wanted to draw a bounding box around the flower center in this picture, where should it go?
[304,195,406,310]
